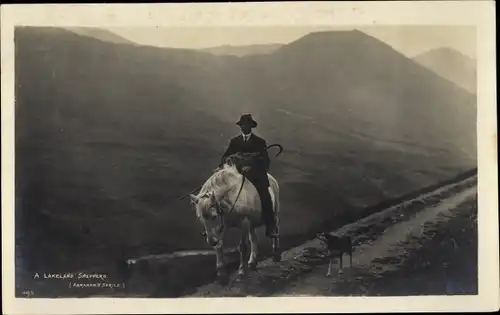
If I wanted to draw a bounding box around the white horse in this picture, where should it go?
[188,161,281,281]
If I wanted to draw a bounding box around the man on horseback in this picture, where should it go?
[219,114,277,237]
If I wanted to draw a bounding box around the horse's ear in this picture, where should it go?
[189,194,199,204]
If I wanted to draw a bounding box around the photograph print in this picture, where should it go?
[12,23,481,300]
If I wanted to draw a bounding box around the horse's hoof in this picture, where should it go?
[237,268,245,276]
[272,254,282,262]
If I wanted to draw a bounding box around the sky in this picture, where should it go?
[108,25,476,59]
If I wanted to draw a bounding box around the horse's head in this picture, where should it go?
[189,191,225,248]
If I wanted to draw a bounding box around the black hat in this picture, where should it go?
[236,114,258,128]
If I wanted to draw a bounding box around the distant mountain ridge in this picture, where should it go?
[65,27,138,45]
[15,27,476,273]
[201,43,284,56]
[413,47,477,93]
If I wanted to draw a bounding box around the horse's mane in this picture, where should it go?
[194,167,240,218]
[198,167,239,197]
[198,151,264,198]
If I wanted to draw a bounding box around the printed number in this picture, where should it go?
[22,290,35,297]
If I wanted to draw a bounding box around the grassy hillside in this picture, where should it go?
[201,43,283,57]
[235,30,476,222]
[413,47,477,94]
[64,27,139,45]
[14,27,476,274]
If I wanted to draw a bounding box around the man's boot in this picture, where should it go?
[247,170,276,237]
[259,187,275,237]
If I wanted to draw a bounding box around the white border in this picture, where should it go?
[2,2,498,314]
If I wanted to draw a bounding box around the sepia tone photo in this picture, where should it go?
[13,23,480,297]
[2,2,498,314]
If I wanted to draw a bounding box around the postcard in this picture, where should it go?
[1,1,498,314]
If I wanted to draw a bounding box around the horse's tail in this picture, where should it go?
[265,144,283,157]
[269,174,281,257]
[268,174,280,215]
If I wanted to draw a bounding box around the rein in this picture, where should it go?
[214,174,246,233]
[179,143,283,202]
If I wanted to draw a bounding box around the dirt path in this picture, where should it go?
[276,185,477,296]
[190,176,477,297]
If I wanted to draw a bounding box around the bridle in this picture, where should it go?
[206,175,246,235]
[195,143,283,239]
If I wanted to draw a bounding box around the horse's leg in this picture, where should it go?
[215,247,228,283]
[238,222,250,276]
[339,253,344,274]
[215,233,228,283]
[248,226,258,270]
[272,214,282,262]
[327,258,332,277]
[272,237,281,262]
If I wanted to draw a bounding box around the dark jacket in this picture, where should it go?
[220,133,270,172]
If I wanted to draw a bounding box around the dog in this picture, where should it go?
[315,232,353,276]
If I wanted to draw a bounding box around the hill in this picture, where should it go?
[233,30,476,228]
[64,27,138,45]
[413,47,477,93]
[201,43,283,57]
[14,27,476,274]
